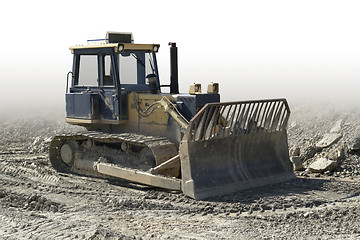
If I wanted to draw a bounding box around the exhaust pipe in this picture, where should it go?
[169,42,179,94]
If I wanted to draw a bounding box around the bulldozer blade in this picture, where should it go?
[180,99,295,200]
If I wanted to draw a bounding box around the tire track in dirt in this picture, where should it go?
[1,149,360,239]
[0,209,103,240]
[0,162,61,184]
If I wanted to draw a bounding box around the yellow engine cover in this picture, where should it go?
[127,92,175,136]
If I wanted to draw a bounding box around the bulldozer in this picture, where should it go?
[49,32,294,200]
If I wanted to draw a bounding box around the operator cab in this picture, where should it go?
[66,32,161,124]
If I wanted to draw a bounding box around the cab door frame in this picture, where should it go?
[68,48,125,122]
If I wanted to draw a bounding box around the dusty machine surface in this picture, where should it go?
[49,32,294,199]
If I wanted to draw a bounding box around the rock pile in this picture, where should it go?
[288,106,360,178]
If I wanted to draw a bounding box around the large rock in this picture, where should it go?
[349,137,360,152]
[308,158,338,173]
[329,119,342,133]
[316,133,342,148]
[290,147,301,157]
[326,147,345,161]
[290,156,304,171]
[300,145,321,160]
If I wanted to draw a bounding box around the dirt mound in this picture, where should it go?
[0,190,63,213]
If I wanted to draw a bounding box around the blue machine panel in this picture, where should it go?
[66,93,100,119]
[177,94,220,121]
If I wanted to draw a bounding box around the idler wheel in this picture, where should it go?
[60,143,76,165]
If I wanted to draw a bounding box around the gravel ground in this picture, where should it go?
[0,104,359,240]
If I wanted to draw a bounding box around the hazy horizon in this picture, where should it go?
[1,0,359,120]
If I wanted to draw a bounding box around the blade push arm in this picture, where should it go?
[159,96,189,129]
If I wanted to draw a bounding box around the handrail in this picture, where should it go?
[66,71,73,93]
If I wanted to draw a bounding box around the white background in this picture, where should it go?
[0,0,359,116]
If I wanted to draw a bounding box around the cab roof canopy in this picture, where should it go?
[69,43,160,53]
[69,31,159,53]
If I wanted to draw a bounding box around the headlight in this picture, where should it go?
[118,44,124,52]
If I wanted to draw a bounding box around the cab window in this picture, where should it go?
[103,55,114,86]
[76,55,98,86]
[119,53,137,84]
